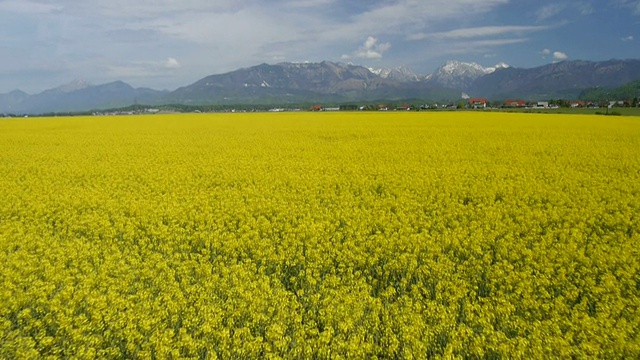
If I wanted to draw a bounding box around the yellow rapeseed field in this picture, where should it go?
[1,112,639,358]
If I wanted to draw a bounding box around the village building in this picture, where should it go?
[504,99,526,107]
[536,101,549,108]
[469,98,487,109]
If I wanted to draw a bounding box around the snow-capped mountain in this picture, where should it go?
[368,66,420,82]
[368,67,390,77]
[485,62,510,73]
[428,60,510,89]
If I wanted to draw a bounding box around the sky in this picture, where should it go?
[1,0,639,94]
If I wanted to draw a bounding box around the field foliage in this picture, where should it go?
[1,112,639,358]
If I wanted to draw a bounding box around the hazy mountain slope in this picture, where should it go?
[470,59,640,99]
[167,61,411,105]
[0,90,29,114]
[1,82,166,114]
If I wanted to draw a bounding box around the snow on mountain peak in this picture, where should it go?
[430,60,510,89]
[368,67,390,77]
[367,65,419,81]
[439,60,510,76]
[440,60,487,75]
[367,61,508,84]
[485,62,510,73]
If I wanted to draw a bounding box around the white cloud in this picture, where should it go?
[553,51,568,61]
[316,0,510,43]
[284,0,337,8]
[576,2,595,16]
[418,38,527,58]
[22,0,514,64]
[612,0,640,15]
[622,35,635,41]
[613,0,640,15]
[409,25,549,40]
[165,57,181,69]
[536,4,566,21]
[459,38,528,48]
[541,49,568,61]
[345,36,391,60]
[0,0,62,14]
[76,0,243,19]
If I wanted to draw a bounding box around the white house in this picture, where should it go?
[537,101,549,108]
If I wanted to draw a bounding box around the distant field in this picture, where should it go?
[1,112,639,358]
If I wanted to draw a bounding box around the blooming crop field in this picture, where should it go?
[1,112,639,358]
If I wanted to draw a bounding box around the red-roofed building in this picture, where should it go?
[469,98,487,109]
[504,99,526,107]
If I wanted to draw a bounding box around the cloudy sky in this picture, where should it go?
[1,0,639,93]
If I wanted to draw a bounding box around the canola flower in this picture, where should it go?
[0,112,639,358]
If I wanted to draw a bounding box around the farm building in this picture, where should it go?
[469,98,487,109]
[504,99,526,107]
[537,101,549,108]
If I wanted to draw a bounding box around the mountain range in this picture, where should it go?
[2,59,640,114]
[0,80,166,114]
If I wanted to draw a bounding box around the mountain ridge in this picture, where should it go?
[470,59,640,99]
[2,59,640,114]
[427,60,511,89]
